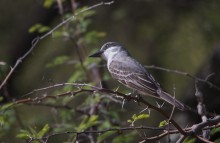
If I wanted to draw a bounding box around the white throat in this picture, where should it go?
[102,46,120,64]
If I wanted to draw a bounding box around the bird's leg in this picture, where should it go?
[126,90,138,96]
[125,90,142,105]
[125,90,137,101]
[135,94,142,105]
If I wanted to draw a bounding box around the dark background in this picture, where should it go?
[1,0,220,142]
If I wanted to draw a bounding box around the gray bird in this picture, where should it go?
[89,42,188,111]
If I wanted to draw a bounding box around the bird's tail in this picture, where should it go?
[157,90,194,112]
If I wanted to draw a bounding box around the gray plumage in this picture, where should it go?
[90,42,188,111]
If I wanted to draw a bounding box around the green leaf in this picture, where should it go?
[17,125,50,140]
[29,127,37,136]
[77,115,99,131]
[37,124,50,138]
[131,113,149,122]
[183,136,196,143]
[16,130,31,139]
[132,114,137,120]
[39,26,50,33]
[43,0,54,8]
[127,114,149,125]
[159,120,168,127]
[134,114,149,121]
[0,103,13,111]
[211,127,220,136]
[28,24,50,33]
[97,131,117,143]
[77,115,88,130]
[127,119,132,123]
[86,115,99,128]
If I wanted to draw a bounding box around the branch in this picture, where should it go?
[20,83,186,135]
[0,1,114,90]
[140,116,220,142]
[38,126,166,142]
[22,83,94,97]
[195,80,211,139]
[28,122,219,143]
[145,65,220,91]
[10,83,220,142]
[188,115,220,135]
[140,99,185,135]
[195,135,214,143]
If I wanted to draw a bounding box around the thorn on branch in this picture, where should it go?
[103,1,114,5]
[121,99,125,110]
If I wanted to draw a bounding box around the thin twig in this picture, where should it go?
[176,135,186,143]
[195,80,210,139]
[145,65,220,91]
[167,84,177,142]
[0,37,39,90]
[195,135,214,143]
[140,116,220,142]
[42,126,166,139]
[188,115,220,135]
[22,83,94,97]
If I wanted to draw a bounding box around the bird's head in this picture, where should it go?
[89,42,128,61]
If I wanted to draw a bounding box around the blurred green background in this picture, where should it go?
[0,0,220,142]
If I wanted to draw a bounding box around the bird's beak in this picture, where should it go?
[89,50,103,57]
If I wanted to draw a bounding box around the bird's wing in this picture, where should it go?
[108,57,189,111]
[108,57,160,97]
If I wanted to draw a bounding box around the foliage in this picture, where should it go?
[16,124,50,140]
[29,24,50,33]
[43,0,55,8]
[76,115,99,132]
[127,113,149,126]
[183,136,196,143]
[1,1,117,142]
[158,120,168,127]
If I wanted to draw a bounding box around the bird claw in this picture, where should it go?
[125,92,132,96]
[126,90,138,96]
[125,94,132,101]
[135,94,141,105]
[125,90,140,102]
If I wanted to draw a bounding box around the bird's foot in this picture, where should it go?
[125,91,142,104]
[125,90,138,101]
[135,94,142,105]
[126,90,138,96]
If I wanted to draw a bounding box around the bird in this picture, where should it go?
[89,42,189,111]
